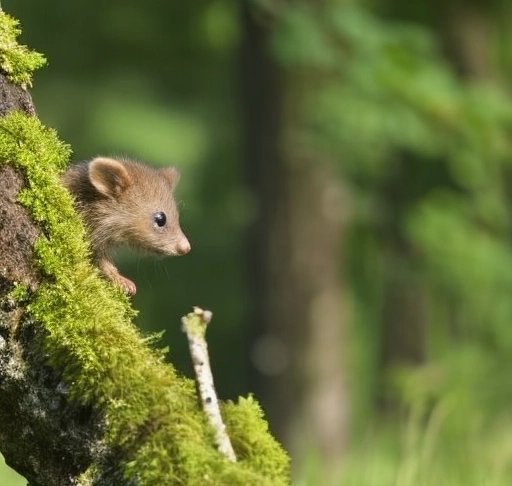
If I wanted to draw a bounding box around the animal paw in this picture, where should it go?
[115,274,137,296]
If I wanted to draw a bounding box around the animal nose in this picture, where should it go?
[176,236,191,255]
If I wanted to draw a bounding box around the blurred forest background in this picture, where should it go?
[3,0,512,485]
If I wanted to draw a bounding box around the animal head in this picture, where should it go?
[88,157,191,256]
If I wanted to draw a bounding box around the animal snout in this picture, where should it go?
[176,236,191,255]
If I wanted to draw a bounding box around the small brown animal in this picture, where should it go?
[62,156,191,295]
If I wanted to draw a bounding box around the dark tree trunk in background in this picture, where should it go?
[378,163,428,409]
[242,5,350,479]
[441,4,495,80]
[379,246,428,408]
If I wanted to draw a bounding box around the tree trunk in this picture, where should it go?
[242,5,350,479]
[379,246,428,408]
[378,171,428,409]
[441,3,496,80]
[0,73,108,486]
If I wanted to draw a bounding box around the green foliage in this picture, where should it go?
[273,4,512,178]
[273,0,512,368]
[340,414,512,486]
[340,348,512,485]
[87,91,209,167]
[273,2,512,483]
[0,12,45,87]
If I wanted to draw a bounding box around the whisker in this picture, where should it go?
[163,262,171,282]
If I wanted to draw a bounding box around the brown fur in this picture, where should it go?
[62,157,190,295]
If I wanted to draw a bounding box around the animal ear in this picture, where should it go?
[160,166,180,191]
[89,157,132,197]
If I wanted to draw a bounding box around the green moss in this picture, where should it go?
[8,282,30,303]
[0,12,45,87]
[181,308,210,338]
[224,396,291,483]
[0,89,289,486]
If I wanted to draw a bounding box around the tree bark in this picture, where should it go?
[242,5,350,479]
[0,73,113,485]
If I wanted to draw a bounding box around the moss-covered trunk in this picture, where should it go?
[0,11,289,486]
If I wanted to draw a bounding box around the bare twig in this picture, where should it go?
[182,307,237,462]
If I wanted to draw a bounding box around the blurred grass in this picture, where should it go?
[293,413,512,486]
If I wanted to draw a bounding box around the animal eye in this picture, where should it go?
[153,211,167,227]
